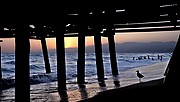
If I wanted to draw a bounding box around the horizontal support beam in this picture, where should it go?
[115,26,180,33]
[114,21,180,29]
[1,27,180,38]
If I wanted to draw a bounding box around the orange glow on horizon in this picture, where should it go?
[64,37,78,48]
[47,37,95,49]
[47,37,107,49]
[1,31,179,53]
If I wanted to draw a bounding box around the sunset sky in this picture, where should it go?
[0,30,179,53]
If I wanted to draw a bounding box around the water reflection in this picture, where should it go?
[113,75,120,88]
[78,84,88,100]
[98,80,107,92]
[98,80,106,87]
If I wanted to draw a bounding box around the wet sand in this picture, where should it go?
[78,61,169,102]
[39,61,168,102]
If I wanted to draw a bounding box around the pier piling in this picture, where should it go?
[94,35,105,82]
[77,10,87,85]
[41,37,51,73]
[108,35,119,75]
[15,25,30,102]
[55,24,67,92]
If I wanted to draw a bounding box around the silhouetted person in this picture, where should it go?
[133,57,135,60]
[136,70,144,82]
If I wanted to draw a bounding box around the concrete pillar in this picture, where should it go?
[55,24,67,91]
[94,35,105,82]
[108,35,119,75]
[77,10,87,86]
[77,34,85,85]
[15,25,30,102]
[41,37,51,73]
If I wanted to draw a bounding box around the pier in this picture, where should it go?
[0,1,180,101]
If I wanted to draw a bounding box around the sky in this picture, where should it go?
[0,30,179,53]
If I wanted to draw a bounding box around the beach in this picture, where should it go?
[0,61,168,102]
[0,53,169,102]
[27,61,168,102]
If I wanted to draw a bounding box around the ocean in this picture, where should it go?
[0,52,171,101]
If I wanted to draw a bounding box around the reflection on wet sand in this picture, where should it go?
[78,84,88,100]
[59,90,68,102]
[113,75,120,88]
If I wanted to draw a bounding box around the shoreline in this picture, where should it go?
[69,61,168,102]
[41,61,168,102]
[79,78,165,102]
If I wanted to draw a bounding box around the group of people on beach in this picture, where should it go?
[133,54,163,61]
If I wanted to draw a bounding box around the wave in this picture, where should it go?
[4,61,15,64]
[2,68,14,73]
[30,65,44,70]
[85,58,96,61]
[0,74,57,90]
[30,74,57,84]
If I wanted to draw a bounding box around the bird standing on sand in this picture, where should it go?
[136,70,144,82]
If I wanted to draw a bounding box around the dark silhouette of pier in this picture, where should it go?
[0,1,180,101]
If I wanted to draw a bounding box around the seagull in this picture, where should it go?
[136,70,144,82]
